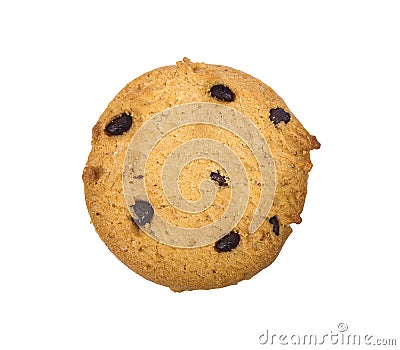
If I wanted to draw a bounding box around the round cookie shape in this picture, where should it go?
[82,58,320,292]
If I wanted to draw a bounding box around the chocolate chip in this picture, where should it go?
[105,113,132,135]
[210,170,228,187]
[215,231,240,252]
[269,108,291,125]
[210,84,235,102]
[269,216,280,236]
[131,200,154,226]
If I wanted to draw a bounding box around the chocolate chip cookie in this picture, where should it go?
[82,58,320,291]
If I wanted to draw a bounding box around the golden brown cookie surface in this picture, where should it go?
[82,58,320,291]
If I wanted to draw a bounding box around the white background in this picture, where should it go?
[1,1,399,349]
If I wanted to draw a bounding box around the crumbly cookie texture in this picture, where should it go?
[83,58,320,292]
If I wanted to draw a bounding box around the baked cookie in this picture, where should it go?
[82,58,320,291]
